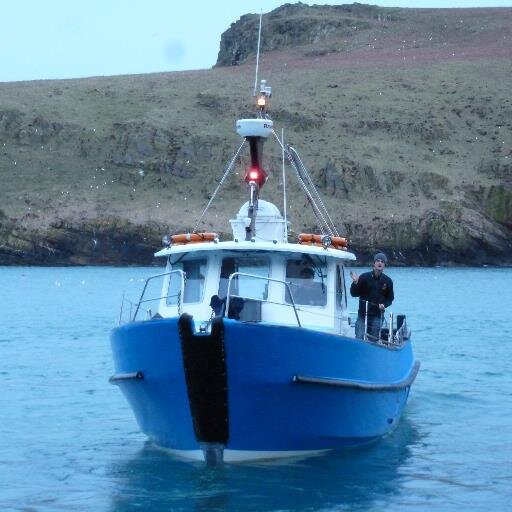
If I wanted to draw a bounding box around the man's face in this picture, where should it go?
[373,258,385,272]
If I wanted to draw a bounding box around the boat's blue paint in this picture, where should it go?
[223,319,414,451]
[111,318,198,450]
[111,317,417,453]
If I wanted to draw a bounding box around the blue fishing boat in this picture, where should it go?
[110,37,419,463]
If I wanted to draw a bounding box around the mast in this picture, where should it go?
[237,11,273,241]
[236,99,272,240]
[253,12,263,98]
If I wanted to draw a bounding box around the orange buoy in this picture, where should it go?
[170,232,218,245]
[298,233,348,250]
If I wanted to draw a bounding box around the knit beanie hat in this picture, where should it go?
[374,252,388,263]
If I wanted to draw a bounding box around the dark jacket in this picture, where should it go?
[350,271,394,317]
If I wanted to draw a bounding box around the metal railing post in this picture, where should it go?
[364,300,368,341]
[178,271,186,316]
[133,280,151,320]
[132,269,186,322]
[119,291,125,325]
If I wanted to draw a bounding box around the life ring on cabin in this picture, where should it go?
[298,233,348,250]
[170,232,218,245]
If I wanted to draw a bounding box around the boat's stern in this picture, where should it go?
[110,312,418,463]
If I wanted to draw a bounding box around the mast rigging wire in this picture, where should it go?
[288,147,339,237]
[272,130,336,237]
[193,140,246,233]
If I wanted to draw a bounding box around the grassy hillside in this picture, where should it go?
[0,4,511,265]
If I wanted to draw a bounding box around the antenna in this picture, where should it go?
[253,11,263,97]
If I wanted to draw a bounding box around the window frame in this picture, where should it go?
[167,256,208,306]
[284,255,328,307]
[218,254,271,301]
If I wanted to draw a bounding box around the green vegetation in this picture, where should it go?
[1,4,511,264]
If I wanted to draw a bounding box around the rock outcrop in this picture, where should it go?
[217,3,387,66]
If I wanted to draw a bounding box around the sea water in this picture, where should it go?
[0,266,511,511]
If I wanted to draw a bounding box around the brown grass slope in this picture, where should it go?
[0,3,511,265]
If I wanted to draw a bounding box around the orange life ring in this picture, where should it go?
[170,232,218,245]
[298,233,348,250]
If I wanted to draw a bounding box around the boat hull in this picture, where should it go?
[110,316,418,461]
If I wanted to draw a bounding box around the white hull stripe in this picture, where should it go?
[154,446,331,463]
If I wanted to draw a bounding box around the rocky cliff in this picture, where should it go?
[1,3,511,266]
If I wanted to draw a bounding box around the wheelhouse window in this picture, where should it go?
[218,256,270,301]
[285,256,327,306]
[167,258,207,305]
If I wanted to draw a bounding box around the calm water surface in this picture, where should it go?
[1,266,511,511]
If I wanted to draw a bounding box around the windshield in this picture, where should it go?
[285,256,327,306]
[218,256,270,300]
[167,258,207,305]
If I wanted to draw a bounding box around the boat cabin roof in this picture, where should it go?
[155,240,356,261]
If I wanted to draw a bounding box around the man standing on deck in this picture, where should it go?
[350,252,394,340]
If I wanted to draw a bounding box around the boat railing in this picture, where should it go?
[119,270,186,324]
[225,272,302,327]
[222,275,409,343]
[348,300,410,346]
[381,313,410,345]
